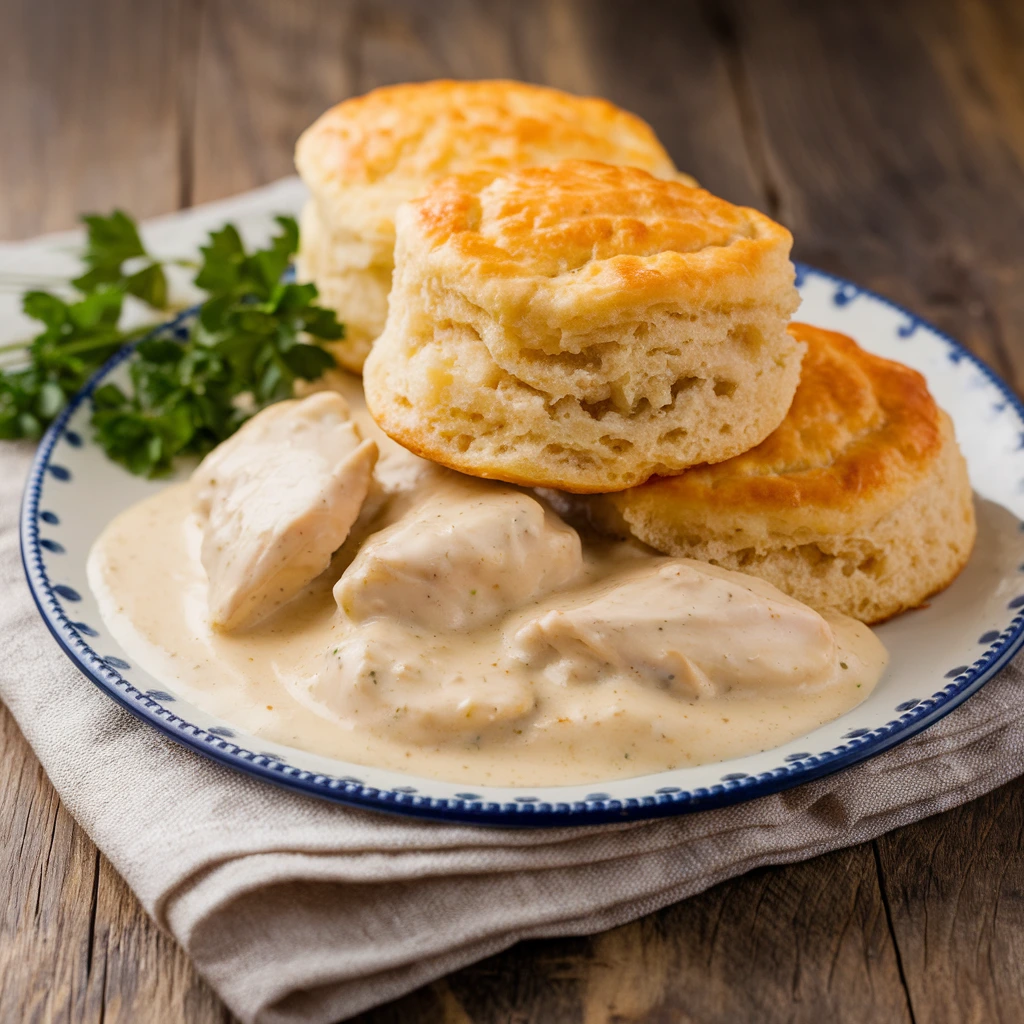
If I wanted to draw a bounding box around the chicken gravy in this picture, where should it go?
[88,379,888,787]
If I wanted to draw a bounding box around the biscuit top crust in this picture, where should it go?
[628,323,944,529]
[402,160,794,320]
[296,80,678,194]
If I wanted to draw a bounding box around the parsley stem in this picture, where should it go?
[56,333,142,357]
[0,332,142,361]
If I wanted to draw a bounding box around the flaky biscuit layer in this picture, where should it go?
[294,80,690,371]
[364,161,802,491]
[588,323,976,622]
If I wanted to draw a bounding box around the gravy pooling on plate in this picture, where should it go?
[87,377,888,787]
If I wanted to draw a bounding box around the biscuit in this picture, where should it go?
[295,80,690,372]
[363,160,803,492]
[585,323,976,623]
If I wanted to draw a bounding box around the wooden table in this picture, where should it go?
[3,1,1024,1020]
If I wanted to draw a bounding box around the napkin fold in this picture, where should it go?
[3,183,1023,1024]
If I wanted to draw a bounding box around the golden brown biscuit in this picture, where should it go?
[295,80,691,372]
[585,323,976,622]
[363,160,803,493]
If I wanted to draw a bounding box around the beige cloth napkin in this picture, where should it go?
[3,182,1024,1024]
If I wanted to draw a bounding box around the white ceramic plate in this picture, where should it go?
[21,265,1024,825]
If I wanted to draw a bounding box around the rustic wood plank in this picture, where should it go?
[0,703,96,1023]
[918,0,1024,397]
[189,0,766,207]
[89,855,233,1024]
[0,705,230,1024]
[355,842,912,1024]
[727,0,1024,391]
[189,0,535,201]
[875,775,1024,1024]
[0,0,196,239]
[350,0,520,87]
[551,0,766,208]
[190,0,358,202]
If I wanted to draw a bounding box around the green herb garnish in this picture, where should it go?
[0,210,343,475]
[1,285,127,439]
[73,209,172,306]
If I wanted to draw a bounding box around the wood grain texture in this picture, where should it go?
[2,1,1024,1022]
[0,706,230,1023]
[726,0,1024,391]
[190,0,357,203]
[356,842,912,1024]
[875,774,1024,1024]
[0,0,197,239]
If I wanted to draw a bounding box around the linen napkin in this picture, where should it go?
[2,182,1024,1024]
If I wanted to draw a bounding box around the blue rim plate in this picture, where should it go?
[20,265,1024,826]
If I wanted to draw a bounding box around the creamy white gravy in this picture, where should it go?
[87,375,888,787]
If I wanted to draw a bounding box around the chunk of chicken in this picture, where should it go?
[507,559,840,699]
[193,392,377,631]
[335,480,583,632]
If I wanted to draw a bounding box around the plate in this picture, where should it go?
[20,265,1024,826]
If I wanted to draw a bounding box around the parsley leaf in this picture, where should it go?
[72,209,169,308]
[89,215,344,477]
[0,287,134,439]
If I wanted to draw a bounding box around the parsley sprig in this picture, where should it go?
[72,210,173,307]
[0,211,343,475]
